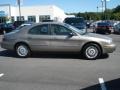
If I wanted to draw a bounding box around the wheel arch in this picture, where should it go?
[14,42,31,51]
[81,41,103,54]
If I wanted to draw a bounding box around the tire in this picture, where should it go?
[15,44,31,58]
[106,30,111,34]
[82,43,101,60]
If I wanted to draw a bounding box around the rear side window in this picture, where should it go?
[28,24,49,35]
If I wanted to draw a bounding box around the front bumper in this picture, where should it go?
[103,44,116,53]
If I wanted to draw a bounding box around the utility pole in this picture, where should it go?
[97,6,99,13]
[17,0,21,21]
[101,0,104,20]
[104,0,107,20]
[101,0,107,20]
[101,0,104,14]
[8,4,11,19]
[104,0,107,12]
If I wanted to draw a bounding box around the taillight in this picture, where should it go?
[97,26,101,28]
[97,26,105,29]
[107,26,111,29]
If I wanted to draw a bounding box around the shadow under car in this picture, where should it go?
[0,50,109,60]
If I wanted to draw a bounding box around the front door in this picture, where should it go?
[50,24,81,52]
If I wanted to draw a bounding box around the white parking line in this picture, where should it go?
[99,78,107,90]
[0,73,4,77]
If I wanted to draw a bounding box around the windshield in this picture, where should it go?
[64,17,86,30]
[65,23,86,35]
[97,23,110,26]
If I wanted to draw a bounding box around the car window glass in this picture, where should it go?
[29,24,49,35]
[64,18,84,24]
[118,24,120,28]
[51,24,72,35]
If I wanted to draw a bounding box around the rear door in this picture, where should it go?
[27,24,52,51]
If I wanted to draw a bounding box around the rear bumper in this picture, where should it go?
[1,41,14,50]
[96,28,113,33]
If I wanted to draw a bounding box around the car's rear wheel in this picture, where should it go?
[15,44,31,58]
[82,43,101,60]
[106,30,111,34]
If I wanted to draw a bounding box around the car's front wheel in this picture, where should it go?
[82,43,101,60]
[15,44,31,58]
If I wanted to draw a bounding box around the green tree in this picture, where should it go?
[113,5,120,13]
[113,13,120,20]
[67,5,120,20]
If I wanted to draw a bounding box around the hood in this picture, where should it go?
[84,33,112,40]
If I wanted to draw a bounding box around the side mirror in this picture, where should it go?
[68,32,74,37]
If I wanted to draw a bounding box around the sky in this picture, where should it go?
[0,0,119,13]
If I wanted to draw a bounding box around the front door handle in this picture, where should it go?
[27,37,33,39]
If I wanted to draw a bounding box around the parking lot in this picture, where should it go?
[0,33,120,90]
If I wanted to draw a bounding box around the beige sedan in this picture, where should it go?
[1,22,116,60]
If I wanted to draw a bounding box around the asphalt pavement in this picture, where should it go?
[0,33,120,90]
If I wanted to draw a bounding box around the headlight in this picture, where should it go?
[108,39,112,44]
[102,38,113,44]
[105,39,112,44]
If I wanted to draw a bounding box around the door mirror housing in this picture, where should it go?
[68,32,74,37]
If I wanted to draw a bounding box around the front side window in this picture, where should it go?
[51,24,72,35]
[28,24,49,35]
